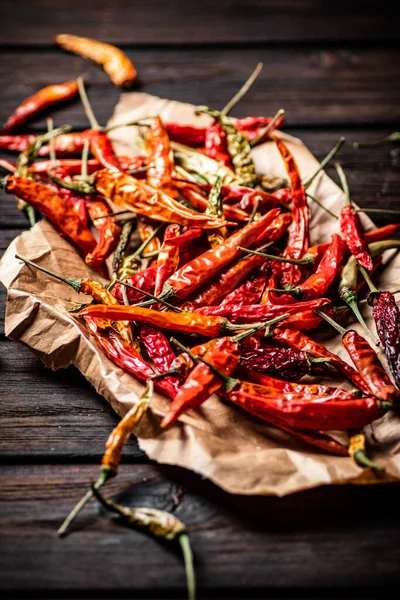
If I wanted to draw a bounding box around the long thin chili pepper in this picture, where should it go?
[273,327,371,394]
[206,175,227,246]
[92,487,196,600]
[336,163,373,271]
[137,325,180,396]
[154,224,181,297]
[112,266,156,304]
[146,117,178,198]
[165,123,206,147]
[94,169,228,229]
[55,34,137,88]
[316,310,399,403]
[0,81,78,133]
[137,216,162,256]
[220,270,267,306]
[204,122,233,168]
[30,155,149,177]
[166,228,202,247]
[157,207,281,304]
[5,176,96,254]
[85,198,121,268]
[273,135,310,286]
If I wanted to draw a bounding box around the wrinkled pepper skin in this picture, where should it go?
[372,291,400,391]
[340,205,373,271]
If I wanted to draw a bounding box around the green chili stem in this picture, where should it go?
[353,132,400,148]
[58,468,111,537]
[179,533,196,600]
[142,250,160,258]
[353,450,382,471]
[239,247,314,266]
[341,288,379,345]
[249,108,285,147]
[80,138,90,181]
[47,118,57,167]
[232,313,290,343]
[115,280,183,313]
[357,208,400,215]
[335,162,351,206]
[357,263,378,294]
[93,210,134,221]
[303,137,346,190]
[306,193,339,219]
[48,172,96,194]
[15,254,81,292]
[314,308,347,336]
[248,197,261,223]
[77,76,100,131]
[132,223,163,260]
[24,205,37,227]
[127,164,153,176]
[221,63,263,116]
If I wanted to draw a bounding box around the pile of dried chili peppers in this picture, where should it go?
[2,45,400,600]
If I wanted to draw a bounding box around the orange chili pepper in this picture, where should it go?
[146,117,178,198]
[137,216,162,256]
[154,225,181,297]
[86,199,121,268]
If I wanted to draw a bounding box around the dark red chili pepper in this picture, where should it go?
[0,131,93,155]
[85,199,121,268]
[273,135,310,286]
[165,123,206,147]
[112,266,156,304]
[137,324,180,396]
[203,122,233,168]
[5,175,96,255]
[235,114,285,143]
[273,328,371,394]
[370,291,400,391]
[159,207,281,303]
[194,182,286,215]
[0,81,79,133]
[154,224,181,297]
[48,165,89,228]
[146,117,178,198]
[239,345,312,382]
[220,271,267,306]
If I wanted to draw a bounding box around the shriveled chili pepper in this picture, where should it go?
[137,216,162,256]
[336,163,373,271]
[157,207,281,304]
[196,297,330,324]
[92,487,196,600]
[112,266,156,304]
[177,180,249,223]
[111,219,134,280]
[79,303,272,338]
[5,176,96,254]
[220,270,267,306]
[239,344,325,382]
[94,169,228,229]
[30,155,149,177]
[0,81,78,133]
[273,327,371,394]
[146,117,178,198]
[49,165,89,228]
[137,324,180,396]
[90,130,123,171]
[56,34,137,88]
[116,225,163,281]
[189,181,288,214]
[154,225,181,297]
[235,114,285,144]
[204,122,233,168]
[226,381,386,431]
[85,198,121,268]
[273,135,310,287]
[166,228,202,247]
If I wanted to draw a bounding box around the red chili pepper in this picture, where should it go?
[85,198,121,267]
[0,81,79,133]
[137,216,162,255]
[226,382,384,431]
[342,329,399,402]
[146,117,178,199]
[204,122,233,168]
[112,266,156,304]
[340,205,373,271]
[159,207,281,303]
[370,291,400,391]
[235,115,285,143]
[273,328,371,394]
[89,130,123,171]
[194,182,286,215]
[165,228,202,247]
[273,136,310,286]
[5,175,96,255]
[260,264,281,305]
[220,270,267,306]
[196,297,330,324]
[165,123,206,147]
[84,318,176,398]
[239,344,313,382]
[0,157,17,173]
[177,181,249,223]
[137,324,180,396]
[154,225,181,297]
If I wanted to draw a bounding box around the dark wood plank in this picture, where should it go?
[0,47,400,129]
[1,464,400,594]
[0,0,397,46]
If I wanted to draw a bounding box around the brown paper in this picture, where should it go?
[1,93,400,497]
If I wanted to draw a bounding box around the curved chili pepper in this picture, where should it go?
[195,181,286,215]
[112,266,156,304]
[159,207,281,303]
[146,117,178,198]
[370,291,400,391]
[226,382,385,431]
[48,165,89,228]
[0,81,78,133]
[137,216,162,256]
[94,169,228,229]
[154,224,181,297]
[342,330,399,402]
[0,131,90,155]
[273,135,310,286]
[273,328,370,394]
[220,270,267,306]
[204,122,233,168]
[235,114,285,143]
[6,176,96,255]
[239,345,312,382]
[55,34,137,88]
[85,198,121,268]
[137,324,180,396]
[89,130,123,171]
[165,123,206,147]
[340,205,373,271]
[166,228,202,247]
[177,181,249,223]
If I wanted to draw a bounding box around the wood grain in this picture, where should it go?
[0,0,397,45]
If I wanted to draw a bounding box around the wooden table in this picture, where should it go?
[1,2,400,597]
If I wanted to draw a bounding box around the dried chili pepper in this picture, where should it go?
[137,324,180,396]
[85,198,121,268]
[176,180,249,223]
[56,34,137,88]
[0,81,78,133]
[220,270,267,306]
[112,266,156,304]
[154,225,181,297]
[166,228,202,247]
[111,219,134,280]
[49,165,89,228]
[336,163,373,271]
[137,216,162,256]
[165,123,206,147]
[226,381,386,431]
[116,225,163,282]
[90,130,123,171]
[92,487,196,600]
[5,176,96,254]
[204,122,233,168]
[273,135,310,287]
[157,207,281,303]
[146,117,178,198]
[273,328,371,394]
[239,344,325,382]
[206,175,227,246]
[0,158,16,173]
[94,169,228,229]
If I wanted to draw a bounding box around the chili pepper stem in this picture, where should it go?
[248,197,261,223]
[314,308,347,336]
[48,171,96,194]
[221,63,263,116]
[304,137,346,190]
[306,193,338,220]
[24,205,37,227]
[239,247,314,266]
[357,208,400,215]
[232,313,290,342]
[249,108,285,147]
[335,162,351,205]
[15,254,82,292]
[341,288,380,345]
[77,76,100,130]
[353,132,400,148]
[179,533,196,600]
[357,263,378,294]
[353,450,382,471]
[115,280,183,313]
[57,468,112,537]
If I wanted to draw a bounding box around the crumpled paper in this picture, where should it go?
[1,93,400,497]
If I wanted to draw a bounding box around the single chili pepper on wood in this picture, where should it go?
[154,224,181,297]
[55,34,137,88]
[0,81,78,133]
[5,176,96,255]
